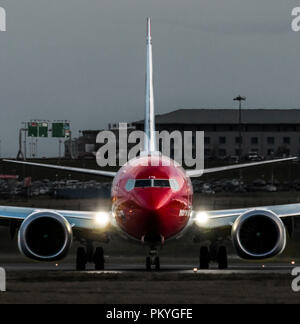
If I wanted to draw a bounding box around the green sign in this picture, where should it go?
[28,122,48,137]
[52,123,70,138]
[38,122,48,137]
[28,123,38,137]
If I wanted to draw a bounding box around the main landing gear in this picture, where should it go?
[146,249,160,272]
[76,245,105,271]
[199,245,228,270]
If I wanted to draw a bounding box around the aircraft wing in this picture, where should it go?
[193,203,300,231]
[3,160,117,178]
[0,206,116,242]
[186,157,297,178]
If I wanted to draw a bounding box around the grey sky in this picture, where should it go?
[0,0,300,157]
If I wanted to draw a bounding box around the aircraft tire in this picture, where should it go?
[146,257,152,271]
[76,247,87,271]
[154,256,160,272]
[200,246,210,270]
[94,247,105,271]
[217,246,228,270]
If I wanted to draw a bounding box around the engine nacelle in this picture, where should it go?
[18,211,73,262]
[232,209,286,260]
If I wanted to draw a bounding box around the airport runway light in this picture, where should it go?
[195,212,209,226]
[95,212,110,228]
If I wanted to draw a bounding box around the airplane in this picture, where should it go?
[0,18,299,271]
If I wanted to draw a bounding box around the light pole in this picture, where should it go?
[234,95,246,162]
[234,95,246,192]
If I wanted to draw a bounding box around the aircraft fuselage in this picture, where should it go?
[111,155,193,244]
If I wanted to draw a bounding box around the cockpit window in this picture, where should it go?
[135,180,152,188]
[126,179,180,192]
[153,180,170,188]
[125,179,135,192]
[170,179,180,191]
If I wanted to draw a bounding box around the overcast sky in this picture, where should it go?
[0,0,300,157]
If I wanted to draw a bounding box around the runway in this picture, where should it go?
[0,262,297,274]
[0,261,299,304]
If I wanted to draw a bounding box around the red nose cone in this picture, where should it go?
[133,188,172,211]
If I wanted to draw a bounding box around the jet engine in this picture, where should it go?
[232,209,286,260]
[18,211,73,261]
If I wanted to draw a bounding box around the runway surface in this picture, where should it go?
[0,261,299,304]
[0,262,298,274]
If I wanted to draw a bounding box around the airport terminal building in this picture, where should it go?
[134,109,300,159]
[66,109,300,159]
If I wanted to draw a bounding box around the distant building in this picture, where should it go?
[67,109,300,160]
[65,124,136,159]
[134,109,300,159]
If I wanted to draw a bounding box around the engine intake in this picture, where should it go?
[18,211,73,261]
[232,209,286,260]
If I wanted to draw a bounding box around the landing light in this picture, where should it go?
[196,212,209,226]
[95,212,110,228]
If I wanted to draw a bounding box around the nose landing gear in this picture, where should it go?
[146,249,160,271]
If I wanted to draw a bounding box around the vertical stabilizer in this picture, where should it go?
[144,17,157,154]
